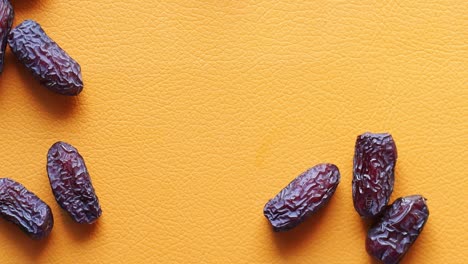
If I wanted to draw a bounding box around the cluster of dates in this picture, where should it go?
[353,133,429,264]
[0,0,83,95]
[0,1,94,240]
[264,132,429,264]
[0,142,101,240]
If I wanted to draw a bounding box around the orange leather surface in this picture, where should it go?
[0,1,466,263]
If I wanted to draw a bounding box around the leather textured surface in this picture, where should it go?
[0,1,466,263]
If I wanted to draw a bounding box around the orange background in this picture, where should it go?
[0,1,466,263]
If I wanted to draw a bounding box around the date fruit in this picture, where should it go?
[8,20,83,95]
[47,141,102,224]
[264,163,340,232]
[0,0,13,73]
[0,178,53,239]
[366,195,429,264]
[352,132,397,218]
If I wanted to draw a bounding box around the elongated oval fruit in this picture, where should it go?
[8,20,83,95]
[0,178,54,239]
[264,163,340,232]
[366,195,429,264]
[352,132,397,218]
[47,141,102,223]
[0,0,13,73]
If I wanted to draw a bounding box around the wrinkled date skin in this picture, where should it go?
[366,195,429,264]
[352,132,397,218]
[0,178,54,239]
[264,163,340,232]
[47,142,102,224]
[8,20,83,95]
[0,0,13,73]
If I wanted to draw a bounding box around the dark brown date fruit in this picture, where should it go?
[8,20,83,95]
[0,178,53,239]
[352,132,397,218]
[47,141,102,224]
[264,163,340,232]
[0,0,13,73]
[366,195,429,264]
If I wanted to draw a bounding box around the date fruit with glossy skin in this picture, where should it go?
[352,132,397,218]
[47,141,102,224]
[264,163,340,232]
[8,20,83,95]
[0,178,54,239]
[366,195,429,264]
[0,0,13,73]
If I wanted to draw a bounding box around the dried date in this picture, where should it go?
[352,132,397,218]
[0,0,13,73]
[47,141,102,224]
[264,163,340,232]
[8,20,83,95]
[366,195,429,264]
[0,178,53,239]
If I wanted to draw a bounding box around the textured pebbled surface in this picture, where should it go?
[264,164,340,231]
[0,0,13,73]
[0,0,466,263]
[352,132,397,218]
[8,20,83,95]
[47,141,102,224]
[366,195,429,264]
[0,178,53,239]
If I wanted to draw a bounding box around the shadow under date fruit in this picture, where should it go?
[8,20,83,96]
[264,163,340,232]
[352,132,397,219]
[366,195,429,264]
[47,141,102,224]
[0,178,54,239]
